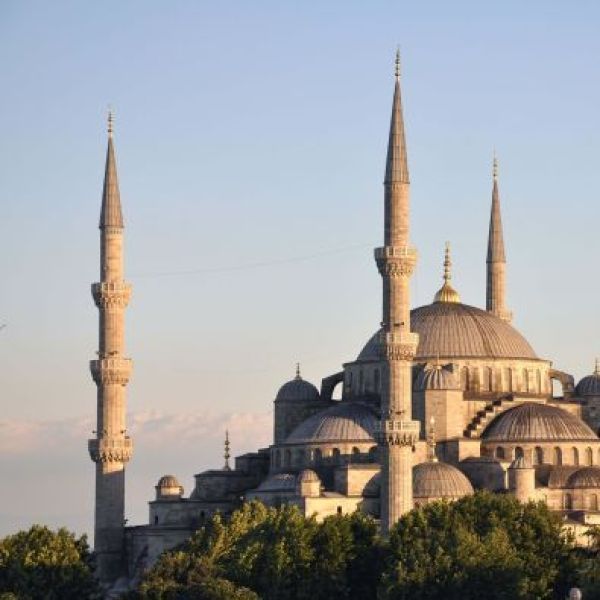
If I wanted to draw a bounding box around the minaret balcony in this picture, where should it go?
[90,357,132,385]
[88,436,133,463]
[374,246,417,277]
[92,281,132,308]
[379,331,419,360]
[376,419,419,447]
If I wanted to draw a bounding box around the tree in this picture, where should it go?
[379,492,579,600]
[0,525,99,600]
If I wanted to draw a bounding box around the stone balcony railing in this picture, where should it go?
[91,281,132,308]
[376,419,420,447]
[88,436,133,463]
[90,357,132,385]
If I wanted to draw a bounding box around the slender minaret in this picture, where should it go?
[88,111,133,583]
[375,51,420,534]
[224,430,232,471]
[486,155,512,322]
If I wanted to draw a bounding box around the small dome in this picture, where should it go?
[285,402,378,444]
[413,461,474,499]
[415,364,460,391]
[276,365,320,402]
[255,473,297,492]
[566,467,600,489]
[482,402,597,442]
[358,303,537,362]
[576,363,600,397]
[297,469,320,483]
[548,466,579,489]
[157,474,181,488]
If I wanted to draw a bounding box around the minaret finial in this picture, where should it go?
[295,362,301,380]
[107,106,114,139]
[493,150,498,181]
[443,241,452,283]
[427,416,438,462]
[395,47,401,80]
[224,430,231,471]
[434,242,460,303]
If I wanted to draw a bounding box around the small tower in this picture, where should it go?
[486,155,512,322]
[375,50,420,534]
[88,111,133,583]
[508,456,535,503]
[223,430,232,471]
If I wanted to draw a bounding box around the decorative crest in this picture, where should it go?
[443,241,452,283]
[223,430,231,471]
[434,242,461,303]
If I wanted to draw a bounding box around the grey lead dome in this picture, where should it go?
[413,461,474,499]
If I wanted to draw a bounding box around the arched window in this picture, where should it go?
[496,447,505,460]
[154,515,159,525]
[564,493,573,510]
[368,446,378,462]
[481,368,490,392]
[332,448,341,464]
[314,448,322,465]
[590,494,599,511]
[296,449,305,466]
[461,367,469,391]
[503,368,511,392]
[534,446,544,465]
[374,369,381,393]
[508,369,515,391]
[359,370,364,394]
[515,447,524,460]
[572,447,579,466]
[587,447,593,466]
[337,506,343,515]
[554,447,562,466]
[487,367,494,391]
[284,449,291,467]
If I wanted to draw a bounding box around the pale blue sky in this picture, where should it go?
[0,1,599,537]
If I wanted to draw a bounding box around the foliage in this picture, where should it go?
[380,492,578,600]
[0,525,99,600]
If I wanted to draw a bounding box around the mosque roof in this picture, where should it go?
[566,467,600,489]
[413,461,474,499]
[415,364,460,391]
[482,402,597,442]
[254,473,297,492]
[276,365,320,402]
[157,475,181,488]
[358,302,537,362]
[285,402,378,444]
[576,362,600,397]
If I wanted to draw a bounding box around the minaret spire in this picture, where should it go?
[486,153,512,322]
[224,430,231,471]
[89,112,133,583]
[375,51,420,535]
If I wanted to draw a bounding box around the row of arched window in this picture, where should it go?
[272,446,378,469]
[563,493,599,510]
[495,445,597,466]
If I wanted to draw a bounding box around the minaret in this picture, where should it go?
[88,111,133,583]
[486,155,512,322]
[224,430,231,471]
[375,51,420,534]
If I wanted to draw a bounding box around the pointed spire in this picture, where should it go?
[223,430,231,471]
[427,416,438,462]
[434,242,460,303]
[100,108,124,229]
[295,363,302,380]
[384,49,409,184]
[487,153,505,263]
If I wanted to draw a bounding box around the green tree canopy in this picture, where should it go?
[0,525,99,600]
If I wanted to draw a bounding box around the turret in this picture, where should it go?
[486,155,512,322]
[375,51,420,534]
[508,456,535,503]
[88,111,133,583]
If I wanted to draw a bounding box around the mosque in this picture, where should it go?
[88,55,600,588]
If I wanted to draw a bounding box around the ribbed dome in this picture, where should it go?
[482,402,597,442]
[577,365,600,397]
[415,364,460,391]
[297,469,320,483]
[255,473,297,492]
[157,475,181,488]
[358,302,537,361]
[413,461,474,499]
[276,369,320,402]
[285,402,377,444]
[566,467,600,489]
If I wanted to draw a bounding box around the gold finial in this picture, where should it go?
[224,430,231,471]
[395,47,401,80]
[107,106,114,138]
[295,362,302,380]
[594,358,600,376]
[427,416,438,462]
[493,150,498,181]
[434,242,461,303]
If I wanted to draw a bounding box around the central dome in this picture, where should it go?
[482,402,598,442]
[358,302,537,361]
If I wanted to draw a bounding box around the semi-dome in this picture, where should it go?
[276,365,320,402]
[566,467,600,489]
[358,302,537,362]
[285,402,378,444]
[415,364,460,391]
[413,461,474,499]
[576,362,600,397]
[482,402,597,442]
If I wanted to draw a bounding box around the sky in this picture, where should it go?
[0,1,599,538]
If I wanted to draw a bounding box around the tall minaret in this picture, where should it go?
[486,155,512,322]
[88,111,133,583]
[375,51,420,534]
